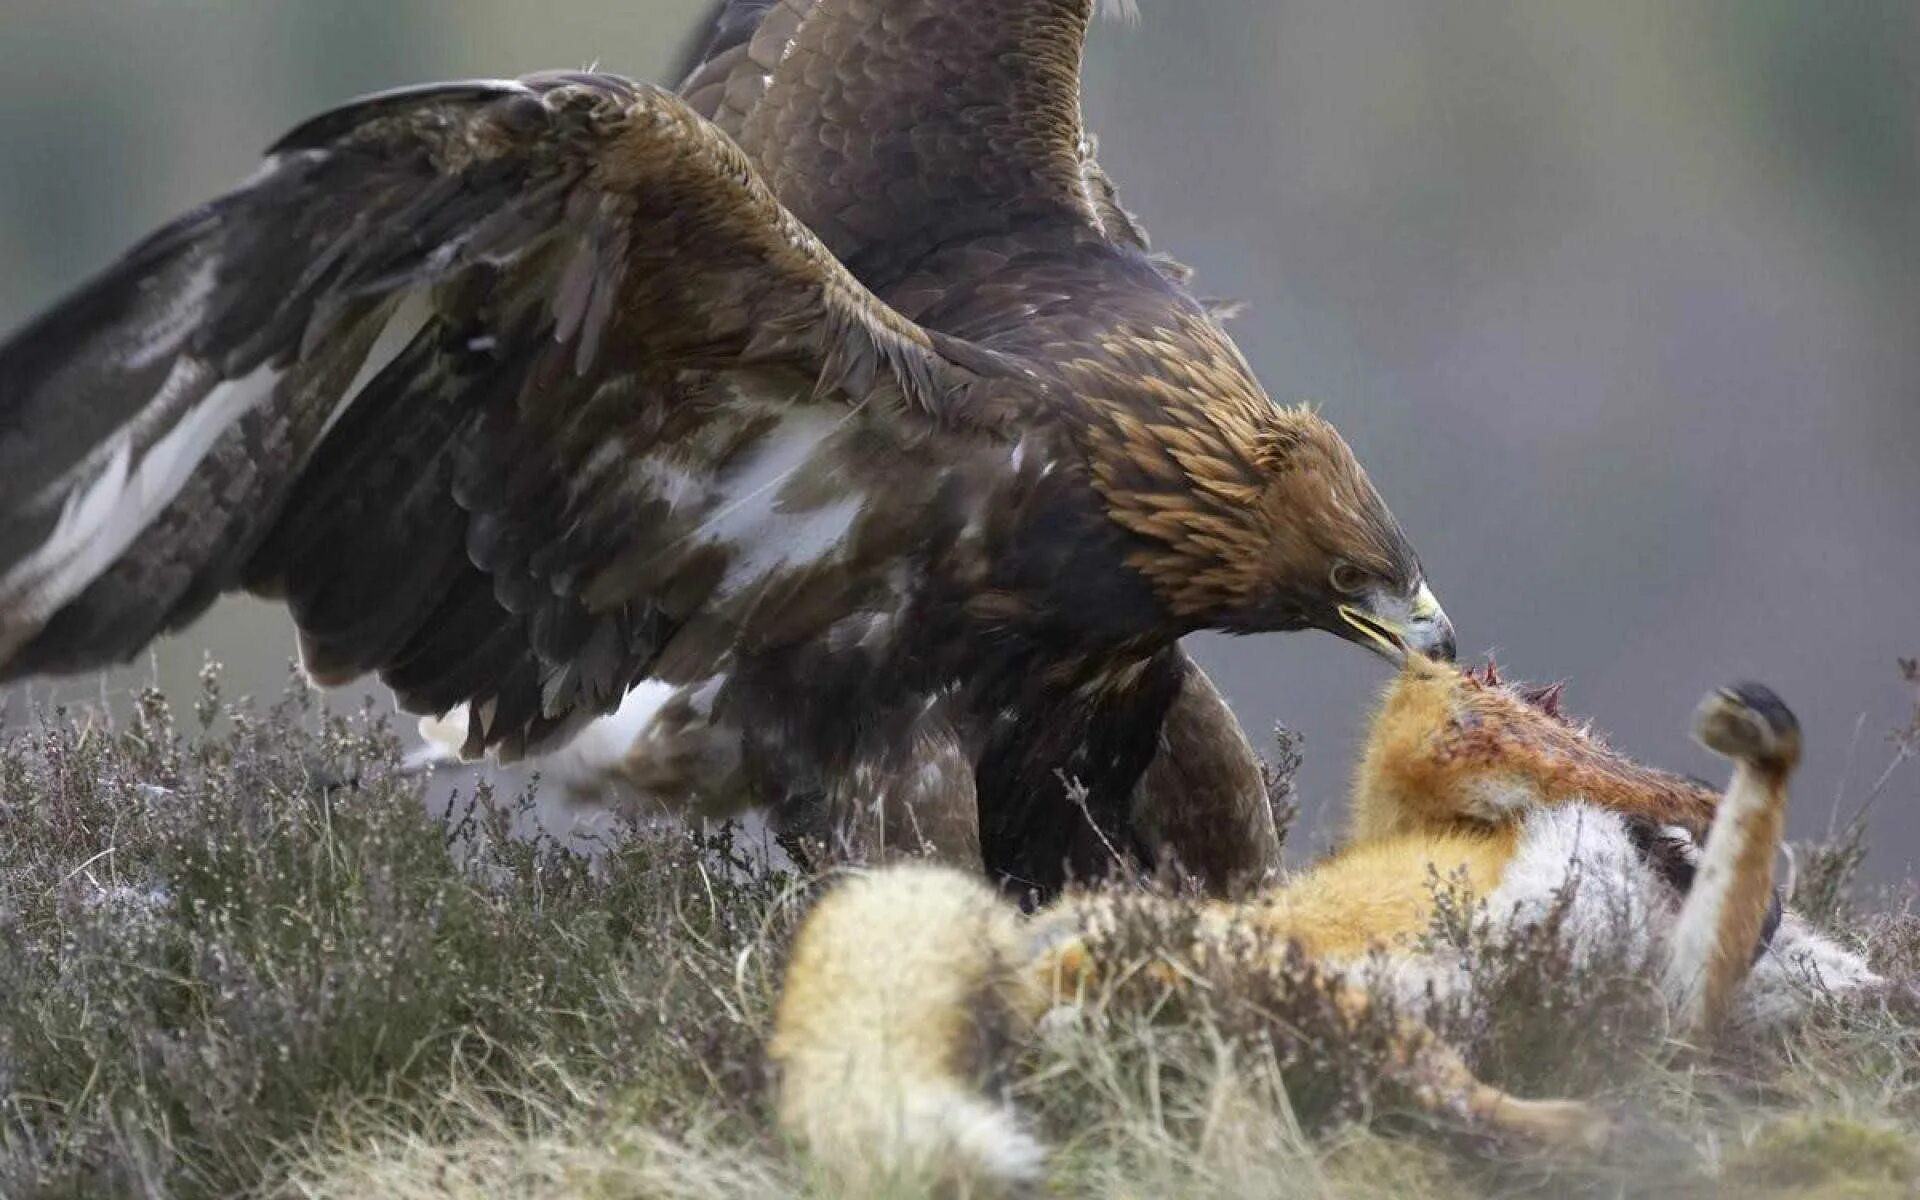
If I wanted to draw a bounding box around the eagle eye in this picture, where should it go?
[1329,561,1370,596]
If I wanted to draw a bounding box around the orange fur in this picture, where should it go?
[772,659,1804,1188]
[1216,825,1520,958]
[1352,654,1719,845]
[1665,686,1801,1034]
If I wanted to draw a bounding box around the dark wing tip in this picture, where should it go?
[0,201,223,407]
[269,79,532,154]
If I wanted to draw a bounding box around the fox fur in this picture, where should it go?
[770,657,1882,1192]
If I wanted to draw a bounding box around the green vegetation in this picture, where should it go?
[1,666,1914,1198]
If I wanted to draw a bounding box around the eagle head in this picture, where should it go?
[1075,315,1453,663]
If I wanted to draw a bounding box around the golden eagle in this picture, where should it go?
[0,0,1452,894]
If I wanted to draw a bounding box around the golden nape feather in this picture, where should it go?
[770,658,1881,1190]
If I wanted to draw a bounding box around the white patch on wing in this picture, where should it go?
[581,438,625,479]
[825,608,897,656]
[702,406,865,598]
[718,493,863,596]
[326,289,435,441]
[628,456,706,514]
[686,673,726,714]
[0,359,281,626]
[122,257,217,370]
[1,287,424,636]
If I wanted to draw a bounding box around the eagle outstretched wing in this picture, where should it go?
[678,0,1153,269]
[0,74,1008,756]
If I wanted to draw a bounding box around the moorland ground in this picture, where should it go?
[1,663,1915,1198]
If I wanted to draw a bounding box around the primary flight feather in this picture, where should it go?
[0,0,1452,893]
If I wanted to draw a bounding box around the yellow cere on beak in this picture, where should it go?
[1410,582,1442,623]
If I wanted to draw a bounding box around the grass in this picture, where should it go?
[0,663,1915,1198]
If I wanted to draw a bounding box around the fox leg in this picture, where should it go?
[1335,984,1611,1149]
[1031,899,1612,1151]
[1405,1034,1611,1148]
[1664,684,1800,1035]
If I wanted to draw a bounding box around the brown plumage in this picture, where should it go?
[0,1,1451,893]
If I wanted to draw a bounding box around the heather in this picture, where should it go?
[1,664,1914,1198]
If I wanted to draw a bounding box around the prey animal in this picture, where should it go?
[772,658,1880,1190]
[0,1,1451,893]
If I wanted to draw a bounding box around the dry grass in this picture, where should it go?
[1,664,1915,1198]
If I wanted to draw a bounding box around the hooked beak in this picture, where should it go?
[1337,581,1456,665]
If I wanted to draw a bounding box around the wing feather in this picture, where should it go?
[0,74,1013,754]
[696,0,1105,266]
[674,0,1183,284]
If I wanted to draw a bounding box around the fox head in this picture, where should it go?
[1350,654,1720,846]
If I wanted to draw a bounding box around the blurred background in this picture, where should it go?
[1,1,1915,878]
